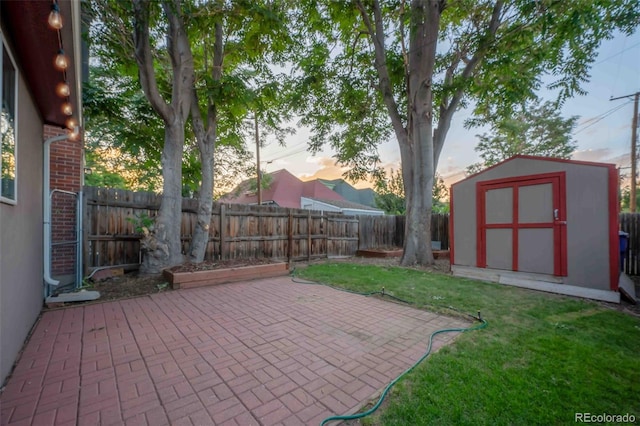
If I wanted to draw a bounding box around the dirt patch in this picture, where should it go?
[82,257,450,305]
[57,257,640,318]
[88,272,169,301]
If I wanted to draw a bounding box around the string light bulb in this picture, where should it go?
[55,82,70,98]
[61,102,73,116]
[48,2,63,30]
[54,49,68,70]
[68,127,80,141]
[65,117,78,130]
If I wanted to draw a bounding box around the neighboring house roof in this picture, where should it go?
[221,169,346,208]
[318,178,378,208]
[305,197,382,212]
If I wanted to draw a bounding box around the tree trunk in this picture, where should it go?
[133,0,194,273]
[400,119,435,266]
[188,20,222,263]
[140,121,186,273]
[399,0,440,267]
[188,141,214,262]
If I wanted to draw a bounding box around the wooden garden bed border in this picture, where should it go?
[163,262,289,290]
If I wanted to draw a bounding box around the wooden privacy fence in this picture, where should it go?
[82,187,451,272]
[358,214,449,251]
[619,213,640,275]
[83,187,358,270]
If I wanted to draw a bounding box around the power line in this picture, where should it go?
[263,146,310,163]
[573,101,632,135]
[595,40,640,65]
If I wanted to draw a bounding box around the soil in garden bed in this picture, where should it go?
[89,272,169,301]
[167,257,278,273]
[78,259,280,303]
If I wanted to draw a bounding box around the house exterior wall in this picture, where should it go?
[300,197,341,213]
[342,208,385,216]
[452,157,613,291]
[0,56,45,383]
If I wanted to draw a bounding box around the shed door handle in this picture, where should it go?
[554,208,559,220]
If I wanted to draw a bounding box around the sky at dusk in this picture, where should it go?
[248,29,640,189]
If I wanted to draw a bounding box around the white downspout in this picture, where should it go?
[44,133,70,289]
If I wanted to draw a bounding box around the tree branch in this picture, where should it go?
[435,0,504,152]
[206,20,224,138]
[190,90,206,152]
[355,0,407,144]
[399,0,410,100]
[132,0,173,123]
[162,0,194,121]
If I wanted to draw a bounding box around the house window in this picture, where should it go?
[1,38,17,204]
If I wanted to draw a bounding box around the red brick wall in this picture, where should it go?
[45,125,83,278]
[45,125,82,192]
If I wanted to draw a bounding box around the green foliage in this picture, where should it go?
[84,0,295,196]
[82,147,127,189]
[466,100,579,174]
[374,169,449,215]
[374,169,406,215]
[247,171,273,192]
[620,186,640,212]
[298,263,640,425]
[126,213,155,234]
[289,1,639,180]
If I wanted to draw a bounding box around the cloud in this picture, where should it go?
[571,148,615,163]
[297,157,406,189]
[298,157,350,181]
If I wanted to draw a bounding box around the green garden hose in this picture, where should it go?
[319,319,487,425]
[288,268,488,425]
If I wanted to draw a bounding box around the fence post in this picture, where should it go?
[307,210,312,261]
[220,204,226,260]
[287,210,293,262]
[323,212,329,259]
[82,189,90,277]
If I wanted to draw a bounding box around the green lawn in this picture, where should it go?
[296,263,640,425]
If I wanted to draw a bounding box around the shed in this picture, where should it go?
[450,155,620,303]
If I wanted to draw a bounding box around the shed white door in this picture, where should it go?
[477,172,567,276]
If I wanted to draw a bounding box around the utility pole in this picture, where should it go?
[255,114,262,205]
[611,92,640,212]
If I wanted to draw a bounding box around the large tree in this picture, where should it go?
[87,0,292,270]
[131,0,194,273]
[466,100,579,174]
[83,65,256,195]
[291,0,638,266]
[186,1,292,262]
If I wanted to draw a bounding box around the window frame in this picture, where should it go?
[0,31,18,205]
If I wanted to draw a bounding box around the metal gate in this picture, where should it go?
[47,189,82,296]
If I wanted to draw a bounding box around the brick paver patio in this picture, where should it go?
[1,276,468,425]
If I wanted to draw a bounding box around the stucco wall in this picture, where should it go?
[452,157,612,291]
[0,61,44,383]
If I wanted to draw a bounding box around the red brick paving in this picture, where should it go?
[0,277,467,425]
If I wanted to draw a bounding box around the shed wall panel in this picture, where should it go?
[452,157,612,291]
[518,228,554,274]
[519,184,553,223]
[486,229,512,270]
[485,188,513,224]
